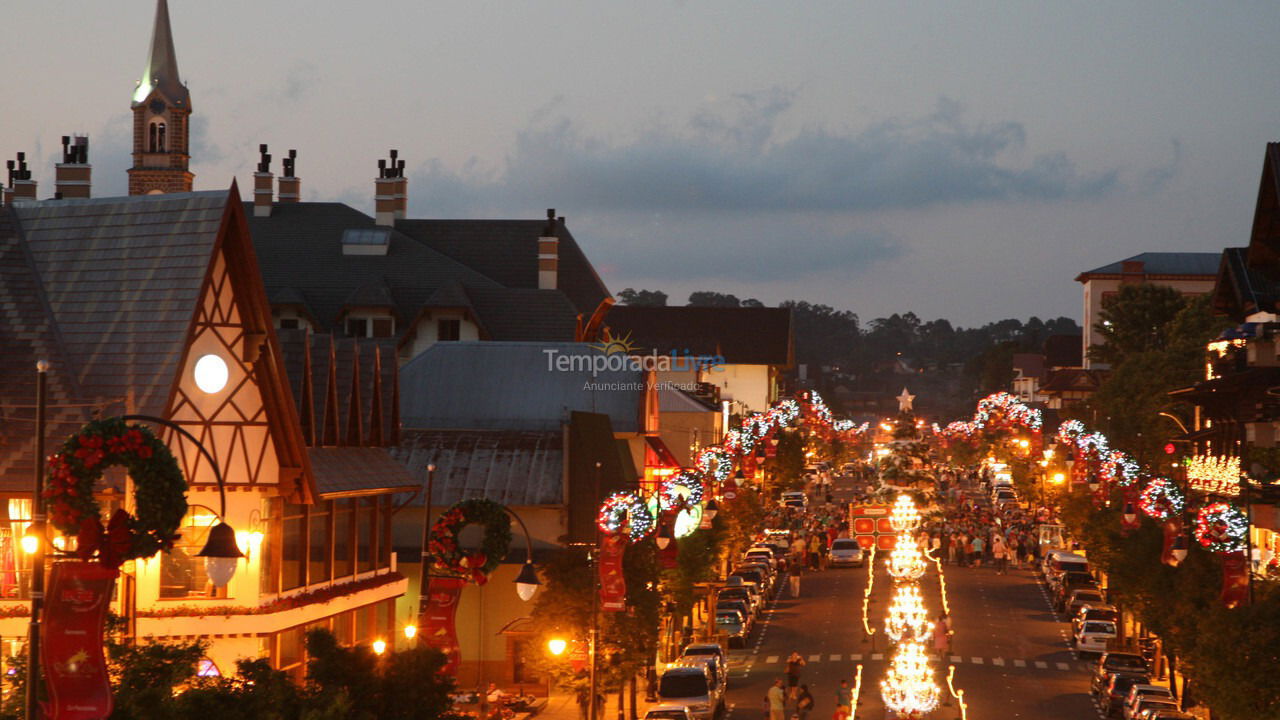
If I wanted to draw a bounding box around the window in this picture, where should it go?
[379,496,392,568]
[345,317,368,338]
[260,498,280,595]
[160,511,227,599]
[371,317,394,338]
[148,122,167,152]
[2,499,31,599]
[438,318,461,341]
[282,503,306,591]
[333,500,354,579]
[278,317,300,330]
[309,501,331,585]
[277,625,304,678]
[356,498,375,574]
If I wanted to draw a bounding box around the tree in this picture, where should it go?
[1089,283,1189,366]
[687,291,745,307]
[616,288,668,306]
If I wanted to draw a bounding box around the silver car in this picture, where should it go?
[829,538,865,567]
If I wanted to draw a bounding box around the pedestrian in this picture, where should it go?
[933,612,952,657]
[992,534,1007,575]
[930,533,942,560]
[767,679,787,720]
[786,652,807,700]
[971,535,984,568]
[796,684,814,720]
[790,564,802,598]
[833,679,852,720]
[947,533,958,565]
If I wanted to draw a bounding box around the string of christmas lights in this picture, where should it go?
[1195,502,1248,554]
[1138,479,1185,521]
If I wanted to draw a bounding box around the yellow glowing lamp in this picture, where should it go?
[372,639,387,656]
[547,638,568,656]
[1051,473,1066,485]
[20,526,39,555]
[403,625,417,640]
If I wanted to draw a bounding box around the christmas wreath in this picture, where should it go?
[46,418,187,567]
[1194,502,1248,554]
[596,492,654,541]
[1138,479,1184,521]
[659,471,705,512]
[428,499,512,584]
[695,447,733,485]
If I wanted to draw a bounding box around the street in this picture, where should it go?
[721,483,1099,720]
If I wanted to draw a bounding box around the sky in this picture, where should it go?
[5,1,1280,327]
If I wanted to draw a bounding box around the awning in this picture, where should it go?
[645,436,681,468]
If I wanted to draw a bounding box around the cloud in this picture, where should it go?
[281,62,320,103]
[409,91,1121,217]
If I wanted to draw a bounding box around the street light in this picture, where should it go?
[656,520,674,550]
[514,561,541,602]
[704,498,719,521]
[404,624,417,640]
[547,638,568,656]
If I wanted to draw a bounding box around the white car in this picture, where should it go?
[829,538,865,567]
[644,704,694,720]
[780,491,807,509]
[1073,619,1117,654]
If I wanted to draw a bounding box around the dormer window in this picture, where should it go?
[344,312,394,338]
[149,121,167,152]
[341,228,391,256]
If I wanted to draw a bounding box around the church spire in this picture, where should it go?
[133,0,189,109]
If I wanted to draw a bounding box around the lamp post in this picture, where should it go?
[27,361,48,720]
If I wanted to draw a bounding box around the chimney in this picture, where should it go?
[54,135,92,199]
[374,150,398,226]
[538,208,559,290]
[277,149,300,203]
[253,144,274,217]
[395,157,407,219]
[9,153,36,202]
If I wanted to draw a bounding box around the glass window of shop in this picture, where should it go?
[356,498,375,574]
[159,509,227,599]
[282,502,306,591]
[333,499,354,579]
[309,501,331,585]
[0,499,32,599]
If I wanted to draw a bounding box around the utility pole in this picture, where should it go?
[27,361,48,720]
[416,462,437,625]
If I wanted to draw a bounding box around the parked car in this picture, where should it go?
[743,548,777,570]
[1123,686,1176,720]
[1042,549,1089,580]
[1144,711,1193,720]
[1065,588,1107,618]
[715,595,756,627]
[1093,652,1150,688]
[1074,619,1117,655]
[657,659,725,720]
[1126,699,1179,720]
[680,643,725,669]
[730,568,771,595]
[1073,604,1119,635]
[1054,572,1099,611]
[714,610,747,648]
[829,538,865,568]
[1092,669,1149,702]
[644,705,694,720]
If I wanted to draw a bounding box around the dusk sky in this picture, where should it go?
[5,1,1280,326]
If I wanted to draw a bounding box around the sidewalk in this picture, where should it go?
[536,687,660,720]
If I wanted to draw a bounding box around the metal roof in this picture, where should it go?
[399,341,644,433]
[309,447,416,497]
[391,429,564,507]
[1078,252,1221,278]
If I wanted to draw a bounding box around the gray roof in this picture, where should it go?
[13,191,226,418]
[400,341,644,433]
[391,429,564,507]
[1078,252,1221,278]
[135,0,190,109]
[395,217,611,316]
[309,447,416,497]
[245,203,580,343]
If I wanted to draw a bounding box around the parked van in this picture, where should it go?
[1042,549,1089,580]
[657,659,724,720]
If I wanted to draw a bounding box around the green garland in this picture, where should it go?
[46,418,188,566]
[428,499,512,584]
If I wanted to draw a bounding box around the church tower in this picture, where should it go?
[128,0,194,195]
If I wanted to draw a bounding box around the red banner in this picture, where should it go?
[1160,519,1182,566]
[421,576,465,675]
[42,561,116,720]
[1221,551,1251,608]
[599,534,627,612]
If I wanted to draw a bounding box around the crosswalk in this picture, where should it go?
[745,653,1087,672]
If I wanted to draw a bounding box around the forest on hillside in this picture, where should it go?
[615,288,1081,420]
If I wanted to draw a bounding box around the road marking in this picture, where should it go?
[949,656,962,663]
[766,656,778,664]
[829,654,841,661]
[992,658,1005,666]
[1056,662,1070,671]
[849,654,862,661]
[1034,661,1048,669]
[1013,659,1026,668]
[970,657,983,665]
[808,654,820,662]
[871,653,883,661]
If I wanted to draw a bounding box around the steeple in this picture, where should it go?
[133,0,189,109]
[128,0,194,195]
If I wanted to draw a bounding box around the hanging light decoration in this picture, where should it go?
[884,584,933,643]
[889,494,921,533]
[887,536,927,582]
[880,641,941,716]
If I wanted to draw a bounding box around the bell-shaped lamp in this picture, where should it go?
[656,521,674,550]
[198,521,245,588]
[704,498,719,521]
[514,560,541,602]
[1170,535,1188,566]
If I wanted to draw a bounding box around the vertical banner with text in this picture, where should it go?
[421,575,466,675]
[42,561,117,720]
[1221,551,1251,608]
[599,534,628,612]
